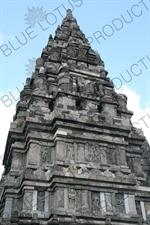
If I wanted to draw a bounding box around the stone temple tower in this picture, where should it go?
[0,9,150,225]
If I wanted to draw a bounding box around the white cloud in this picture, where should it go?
[0,102,15,178]
[116,86,150,143]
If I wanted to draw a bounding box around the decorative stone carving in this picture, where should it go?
[33,72,49,93]
[95,80,105,98]
[141,140,150,185]
[91,192,101,214]
[85,144,107,164]
[32,213,39,225]
[25,77,31,86]
[37,191,45,211]
[85,144,94,161]
[101,88,114,102]
[40,149,48,163]
[90,169,101,175]
[4,174,20,187]
[66,143,74,160]
[15,118,24,129]
[76,77,95,97]
[68,188,76,209]
[63,9,77,23]
[67,46,77,57]
[93,145,101,163]
[103,169,115,178]
[126,156,134,171]
[77,47,87,58]
[57,64,73,92]
[44,61,59,74]
[105,193,113,212]
[49,215,59,225]
[117,93,127,109]
[95,51,105,66]
[36,58,44,69]
[100,147,107,164]
[27,143,41,165]
[61,26,71,38]
[55,188,64,208]
[107,147,117,165]
[49,47,61,60]
[12,152,21,169]
[34,168,45,179]
[81,190,89,210]
[115,194,125,213]
[48,34,54,46]
[105,218,112,225]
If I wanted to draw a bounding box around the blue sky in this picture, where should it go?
[0,0,150,174]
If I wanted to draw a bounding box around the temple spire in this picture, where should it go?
[0,7,149,225]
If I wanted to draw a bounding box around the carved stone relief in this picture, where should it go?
[105,193,113,213]
[91,192,101,214]
[68,188,76,209]
[37,191,45,211]
[77,48,87,58]
[40,147,51,164]
[12,152,21,169]
[33,76,49,93]
[67,46,77,57]
[85,144,107,164]
[107,147,117,165]
[49,48,61,61]
[66,143,74,160]
[44,61,59,74]
[76,77,96,97]
[55,188,64,208]
[115,193,125,213]
[40,149,47,163]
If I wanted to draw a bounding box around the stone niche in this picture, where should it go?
[55,141,66,161]
[37,191,45,211]
[11,151,23,170]
[66,143,74,160]
[23,190,33,211]
[85,143,107,164]
[26,143,41,166]
[75,142,127,167]
[76,190,90,213]
[68,188,76,209]
[91,192,101,214]
[127,156,142,175]
[54,187,64,208]
[40,146,51,164]
[115,193,125,214]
